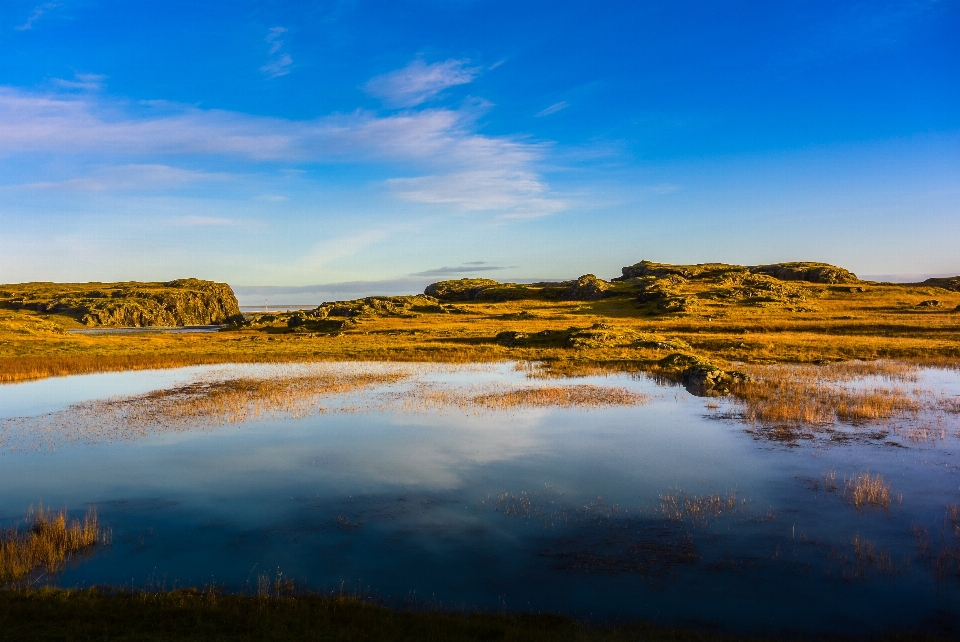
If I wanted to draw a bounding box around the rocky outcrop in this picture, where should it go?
[614,260,858,285]
[749,262,859,284]
[0,279,240,327]
[920,277,960,292]
[424,279,500,301]
[658,353,748,397]
[561,274,612,301]
[615,261,741,281]
[311,295,439,319]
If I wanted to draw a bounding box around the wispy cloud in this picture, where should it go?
[535,101,568,117]
[0,82,564,217]
[409,263,510,277]
[52,73,106,92]
[13,164,230,191]
[170,216,242,227]
[365,58,481,108]
[388,169,565,218]
[15,2,60,31]
[261,27,292,78]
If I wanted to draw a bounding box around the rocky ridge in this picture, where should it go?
[0,279,241,327]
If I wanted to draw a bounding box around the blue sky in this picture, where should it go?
[1,1,958,303]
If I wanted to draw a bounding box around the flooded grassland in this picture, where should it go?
[1,360,959,636]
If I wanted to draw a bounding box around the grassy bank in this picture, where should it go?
[0,587,951,642]
[2,262,959,384]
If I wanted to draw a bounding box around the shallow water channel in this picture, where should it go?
[2,362,960,636]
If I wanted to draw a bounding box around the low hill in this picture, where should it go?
[0,279,241,327]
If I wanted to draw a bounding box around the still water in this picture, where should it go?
[1,363,959,635]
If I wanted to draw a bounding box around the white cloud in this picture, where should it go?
[52,73,106,92]
[170,216,242,227]
[13,164,230,191]
[364,58,481,108]
[15,2,60,31]
[535,101,569,117]
[388,170,565,218]
[0,84,564,217]
[261,27,292,78]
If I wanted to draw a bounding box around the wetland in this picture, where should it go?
[2,361,960,637]
[2,261,960,638]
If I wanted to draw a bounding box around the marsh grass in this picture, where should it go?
[844,473,894,511]
[1,364,649,452]
[472,385,646,409]
[659,490,741,524]
[4,266,960,387]
[912,506,960,583]
[837,535,898,580]
[728,362,936,439]
[0,364,412,451]
[0,506,108,585]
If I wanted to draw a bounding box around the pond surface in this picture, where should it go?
[1,362,960,636]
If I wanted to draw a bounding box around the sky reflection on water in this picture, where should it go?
[1,363,959,635]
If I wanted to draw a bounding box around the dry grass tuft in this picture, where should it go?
[2,364,651,451]
[732,362,922,429]
[1,365,411,451]
[472,385,647,409]
[659,490,740,523]
[0,506,108,584]
[843,472,892,510]
[845,535,897,580]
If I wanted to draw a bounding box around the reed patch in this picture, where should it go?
[0,506,109,585]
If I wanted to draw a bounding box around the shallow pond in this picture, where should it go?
[1,362,959,636]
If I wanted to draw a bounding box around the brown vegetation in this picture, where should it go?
[2,260,959,385]
[843,473,893,510]
[659,490,740,523]
[0,506,108,584]
[472,385,646,409]
[730,362,923,429]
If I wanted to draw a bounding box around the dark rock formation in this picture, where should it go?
[658,353,747,397]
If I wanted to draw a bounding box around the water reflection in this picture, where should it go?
[0,362,958,635]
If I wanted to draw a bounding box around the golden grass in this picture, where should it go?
[472,385,647,409]
[731,362,923,428]
[0,506,108,584]
[1,365,410,451]
[846,535,897,580]
[658,490,740,523]
[843,472,893,510]
[1,364,650,451]
[2,275,960,385]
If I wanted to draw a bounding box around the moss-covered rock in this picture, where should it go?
[616,260,858,285]
[615,261,741,281]
[567,323,637,349]
[495,330,529,347]
[311,295,438,320]
[920,276,960,292]
[424,279,500,301]
[633,334,691,351]
[561,274,612,301]
[0,279,240,327]
[658,353,747,397]
[749,262,859,284]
